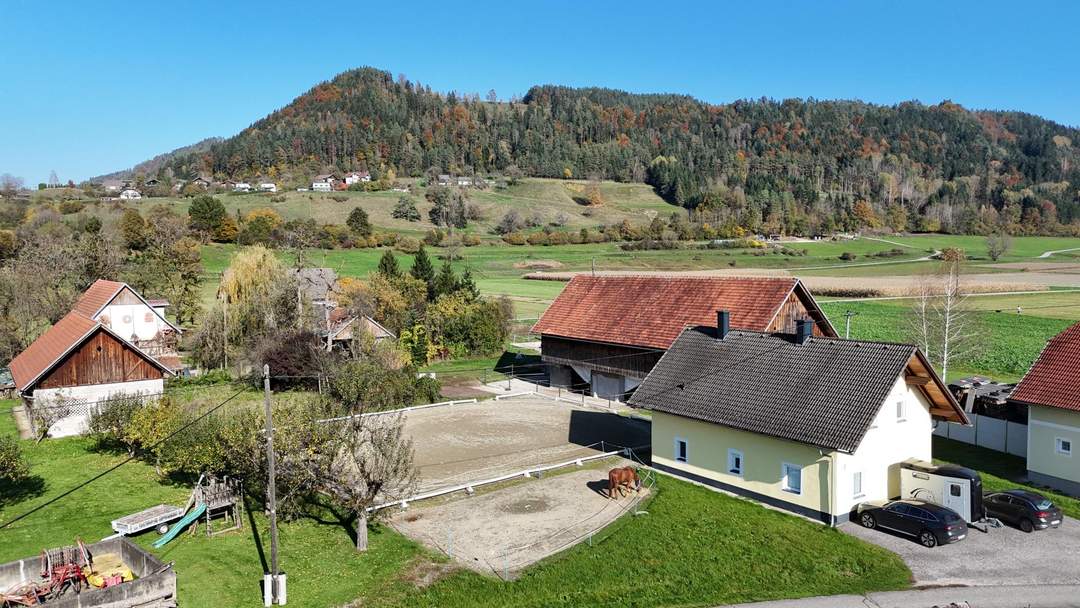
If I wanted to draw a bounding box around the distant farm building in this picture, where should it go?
[119,188,142,200]
[233,182,252,192]
[258,182,278,192]
[7,280,181,437]
[532,276,835,400]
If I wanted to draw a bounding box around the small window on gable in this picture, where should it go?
[1056,437,1073,456]
[727,449,743,476]
[674,438,688,463]
[896,399,906,422]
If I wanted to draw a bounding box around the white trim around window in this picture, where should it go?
[1056,437,1073,457]
[674,437,688,463]
[852,471,864,499]
[781,462,802,495]
[895,399,906,422]
[727,448,744,477]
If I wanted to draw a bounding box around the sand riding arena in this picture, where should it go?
[378,395,653,577]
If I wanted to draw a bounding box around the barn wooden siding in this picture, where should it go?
[540,335,663,379]
[37,330,164,389]
[768,291,830,337]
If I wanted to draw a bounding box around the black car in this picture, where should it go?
[984,490,1063,532]
[856,499,968,548]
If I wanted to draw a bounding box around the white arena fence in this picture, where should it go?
[933,413,1027,458]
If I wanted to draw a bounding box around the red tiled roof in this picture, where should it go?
[9,312,99,391]
[72,279,125,317]
[1011,321,1080,412]
[532,276,824,350]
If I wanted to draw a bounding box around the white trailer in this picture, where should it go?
[899,459,987,524]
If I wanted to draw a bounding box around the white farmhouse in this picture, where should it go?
[119,189,142,200]
[343,171,371,185]
[233,182,252,192]
[629,319,968,525]
[312,181,332,192]
[259,182,278,193]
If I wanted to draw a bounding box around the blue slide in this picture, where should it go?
[153,503,206,548]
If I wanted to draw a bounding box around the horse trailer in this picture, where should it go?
[899,459,986,524]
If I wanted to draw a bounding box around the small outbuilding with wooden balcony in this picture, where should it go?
[531,275,836,400]
[628,319,968,525]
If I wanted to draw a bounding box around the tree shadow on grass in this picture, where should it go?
[0,475,46,509]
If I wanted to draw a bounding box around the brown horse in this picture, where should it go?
[607,466,641,499]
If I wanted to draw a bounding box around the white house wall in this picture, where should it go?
[832,373,934,516]
[98,303,168,341]
[33,379,164,438]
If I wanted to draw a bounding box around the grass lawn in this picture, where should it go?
[0,402,422,608]
[819,300,1074,382]
[357,474,911,608]
[932,437,1080,520]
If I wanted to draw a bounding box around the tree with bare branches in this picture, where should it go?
[908,249,977,381]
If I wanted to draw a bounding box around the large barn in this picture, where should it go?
[531,275,836,399]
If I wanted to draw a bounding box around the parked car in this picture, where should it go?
[856,499,968,548]
[984,490,1063,532]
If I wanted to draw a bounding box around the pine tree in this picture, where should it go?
[459,265,480,301]
[409,245,435,292]
[347,207,372,236]
[433,258,458,298]
[376,249,401,279]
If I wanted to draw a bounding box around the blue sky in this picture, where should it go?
[1,0,1077,184]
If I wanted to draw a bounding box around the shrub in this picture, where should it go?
[392,196,421,221]
[270,194,287,203]
[423,228,445,246]
[396,236,421,254]
[0,436,30,484]
[839,252,858,261]
[462,234,482,247]
[58,200,85,214]
[330,195,349,203]
[526,232,549,246]
[502,231,527,245]
[166,368,233,388]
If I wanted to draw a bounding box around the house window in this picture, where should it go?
[782,463,802,494]
[852,471,863,499]
[727,449,743,476]
[1056,437,1073,456]
[896,399,906,422]
[674,438,688,463]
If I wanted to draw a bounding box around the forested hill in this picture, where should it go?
[95,137,222,182]
[160,67,1080,235]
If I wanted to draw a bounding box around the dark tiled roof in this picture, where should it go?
[628,327,917,453]
[1011,321,1080,412]
[531,275,833,350]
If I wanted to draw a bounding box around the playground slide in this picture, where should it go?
[152,503,206,548]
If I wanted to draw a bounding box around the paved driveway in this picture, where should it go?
[843,516,1080,586]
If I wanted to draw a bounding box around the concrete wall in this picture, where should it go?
[31,379,163,438]
[1028,405,1080,492]
[934,413,1028,458]
[0,538,176,608]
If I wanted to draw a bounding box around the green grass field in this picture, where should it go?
[819,300,1073,382]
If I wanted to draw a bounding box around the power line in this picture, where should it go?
[0,387,248,532]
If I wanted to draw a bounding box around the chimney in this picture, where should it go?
[795,318,813,345]
[716,310,730,340]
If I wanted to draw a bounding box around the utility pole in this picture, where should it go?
[262,364,286,605]
[591,257,596,277]
[843,310,858,339]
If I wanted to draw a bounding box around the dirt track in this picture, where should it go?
[391,464,647,576]
[404,397,650,493]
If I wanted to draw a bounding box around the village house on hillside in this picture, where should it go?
[291,267,396,351]
[1010,322,1080,496]
[8,280,182,437]
[531,276,835,400]
[119,188,142,200]
[629,319,967,525]
[344,171,371,185]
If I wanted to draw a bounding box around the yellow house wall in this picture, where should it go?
[652,411,833,515]
[1028,405,1080,484]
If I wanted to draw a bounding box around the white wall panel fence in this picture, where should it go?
[933,413,1027,458]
